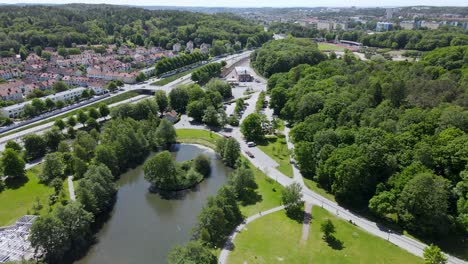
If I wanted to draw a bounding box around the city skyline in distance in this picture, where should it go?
[0,0,467,8]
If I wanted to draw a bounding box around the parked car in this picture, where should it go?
[245,151,255,158]
[247,142,256,147]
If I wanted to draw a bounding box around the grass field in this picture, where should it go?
[151,69,194,86]
[228,207,423,264]
[318,43,345,51]
[0,165,54,226]
[257,135,293,178]
[176,129,222,149]
[0,91,139,138]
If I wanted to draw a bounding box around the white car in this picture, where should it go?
[247,142,256,147]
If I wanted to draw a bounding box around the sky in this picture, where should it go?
[0,0,466,7]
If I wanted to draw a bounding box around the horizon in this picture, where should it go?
[0,1,466,8]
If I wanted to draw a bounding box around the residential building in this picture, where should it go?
[386,8,394,20]
[186,41,194,53]
[234,67,253,82]
[173,43,182,52]
[200,43,211,54]
[376,22,394,32]
[44,87,87,102]
[400,21,415,30]
[421,21,440,30]
[317,21,333,31]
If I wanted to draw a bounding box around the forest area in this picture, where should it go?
[0,4,270,56]
[253,39,467,255]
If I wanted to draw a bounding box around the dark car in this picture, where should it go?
[245,151,255,158]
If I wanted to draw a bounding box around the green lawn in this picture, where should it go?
[240,162,284,217]
[318,43,345,51]
[0,165,54,226]
[151,69,195,86]
[176,129,222,149]
[228,207,423,264]
[257,135,293,178]
[0,91,139,138]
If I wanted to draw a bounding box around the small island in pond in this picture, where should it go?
[144,150,212,191]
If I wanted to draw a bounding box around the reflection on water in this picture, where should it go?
[76,144,230,264]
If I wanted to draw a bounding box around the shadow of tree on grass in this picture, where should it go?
[324,235,344,250]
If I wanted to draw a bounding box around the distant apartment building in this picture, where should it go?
[386,8,394,20]
[317,21,333,31]
[421,21,440,30]
[200,43,211,54]
[376,22,394,32]
[400,21,415,30]
[0,87,87,118]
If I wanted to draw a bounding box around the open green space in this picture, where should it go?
[0,91,139,138]
[176,129,222,149]
[151,69,195,86]
[0,165,54,226]
[228,206,423,264]
[317,43,345,51]
[257,135,293,178]
[240,162,284,217]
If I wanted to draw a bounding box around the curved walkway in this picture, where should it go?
[218,206,285,264]
[68,176,76,201]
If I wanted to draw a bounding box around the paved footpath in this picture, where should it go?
[68,176,76,202]
[301,203,313,242]
[218,206,285,264]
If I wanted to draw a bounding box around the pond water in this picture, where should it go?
[76,144,229,264]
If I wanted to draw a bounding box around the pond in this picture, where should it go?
[76,144,229,264]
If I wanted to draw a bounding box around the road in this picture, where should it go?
[175,63,466,264]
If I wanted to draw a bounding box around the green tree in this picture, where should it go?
[154,118,176,147]
[43,126,63,152]
[229,159,257,198]
[423,244,447,264]
[31,98,46,113]
[169,85,190,113]
[98,103,110,119]
[1,148,25,179]
[282,182,303,212]
[154,90,168,113]
[52,81,68,92]
[136,72,146,82]
[202,106,221,127]
[54,119,66,130]
[187,100,207,122]
[320,219,336,239]
[144,151,178,190]
[88,108,100,119]
[193,154,211,177]
[107,81,117,92]
[23,134,46,161]
[45,98,55,110]
[39,152,66,184]
[72,156,87,179]
[241,113,264,142]
[5,140,22,152]
[396,173,450,236]
[167,241,217,264]
[67,116,77,127]
[77,110,88,127]
[222,138,240,168]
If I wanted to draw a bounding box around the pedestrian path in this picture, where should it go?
[68,176,76,201]
[301,203,313,242]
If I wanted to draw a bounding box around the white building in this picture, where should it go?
[400,21,415,30]
[173,43,182,52]
[421,21,440,30]
[1,87,87,118]
[317,21,333,31]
